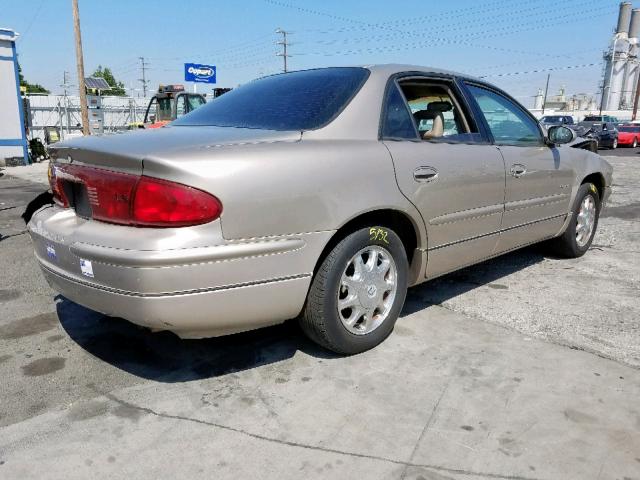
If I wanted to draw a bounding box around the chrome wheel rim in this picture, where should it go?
[576,195,596,247]
[337,246,397,335]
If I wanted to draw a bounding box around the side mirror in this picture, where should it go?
[547,125,575,145]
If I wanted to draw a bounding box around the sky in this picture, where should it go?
[2,0,625,107]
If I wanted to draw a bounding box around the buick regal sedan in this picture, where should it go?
[29,65,613,354]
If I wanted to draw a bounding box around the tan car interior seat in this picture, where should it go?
[414,101,453,139]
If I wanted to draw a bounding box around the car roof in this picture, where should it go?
[283,64,480,82]
[365,64,472,78]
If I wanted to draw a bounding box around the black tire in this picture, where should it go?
[300,226,408,355]
[548,183,601,258]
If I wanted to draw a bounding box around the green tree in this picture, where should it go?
[91,66,126,96]
[17,62,49,94]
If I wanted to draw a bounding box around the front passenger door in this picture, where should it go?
[465,83,573,252]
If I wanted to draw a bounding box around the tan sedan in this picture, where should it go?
[29,65,612,354]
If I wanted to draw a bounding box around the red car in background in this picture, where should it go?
[617,125,640,147]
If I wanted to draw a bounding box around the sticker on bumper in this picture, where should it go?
[46,244,56,260]
[80,259,94,278]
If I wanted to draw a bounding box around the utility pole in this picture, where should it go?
[275,28,291,73]
[61,71,72,137]
[541,73,550,115]
[138,57,149,97]
[72,0,89,135]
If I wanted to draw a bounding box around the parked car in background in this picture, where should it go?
[29,65,613,354]
[577,120,619,149]
[583,114,620,123]
[617,124,640,147]
[540,115,575,126]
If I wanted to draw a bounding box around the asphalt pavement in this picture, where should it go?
[0,151,638,480]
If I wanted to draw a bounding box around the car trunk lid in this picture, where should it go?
[49,125,302,173]
[48,126,301,224]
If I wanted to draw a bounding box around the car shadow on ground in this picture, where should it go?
[401,244,547,316]
[56,297,337,383]
[56,244,549,383]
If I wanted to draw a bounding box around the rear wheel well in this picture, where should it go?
[313,210,418,276]
[581,172,605,200]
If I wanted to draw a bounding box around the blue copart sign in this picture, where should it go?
[184,63,217,83]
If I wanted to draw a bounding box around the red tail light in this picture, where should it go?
[50,164,222,227]
[48,162,69,207]
[132,176,222,227]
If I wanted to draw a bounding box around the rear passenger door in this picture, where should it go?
[381,76,506,279]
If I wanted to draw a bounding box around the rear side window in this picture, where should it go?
[381,83,418,140]
[173,67,369,131]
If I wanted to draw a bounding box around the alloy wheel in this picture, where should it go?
[576,195,596,248]
[337,246,398,335]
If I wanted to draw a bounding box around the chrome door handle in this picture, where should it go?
[414,166,438,182]
[510,164,527,178]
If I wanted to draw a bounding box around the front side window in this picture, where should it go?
[173,67,369,131]
[466,84,542,146]
[381,83,418,140]
[176,95,187,118]
[144,97,158,123]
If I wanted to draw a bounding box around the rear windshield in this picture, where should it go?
[542,116,563,121]
[583,116,602,121]
[173,67,370,131]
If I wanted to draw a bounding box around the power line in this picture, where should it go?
[298,7,612,58]
[479,63,601,78]
[309,0,606,46]
[304,0,552,35]
[17,0,46,43]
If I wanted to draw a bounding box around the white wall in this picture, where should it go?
[0,36,26,164]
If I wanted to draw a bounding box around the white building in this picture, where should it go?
[0,28,27,166]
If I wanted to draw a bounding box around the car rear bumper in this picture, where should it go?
[598,136,617,147]
[29,205,330,338]
[40,263,311,338]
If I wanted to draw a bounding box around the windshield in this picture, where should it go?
[541,116,562,122]
[583,116,602,122]
[619,126,640,132]
[187,95,206,111]
[157,98,174,121]
[173,67,370,131]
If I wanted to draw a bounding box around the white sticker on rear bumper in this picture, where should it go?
[46,244,56,260]
[80,259,94,278]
